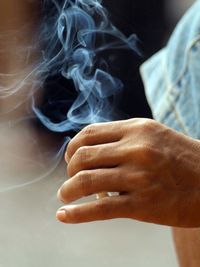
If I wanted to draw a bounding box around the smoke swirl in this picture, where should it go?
[33,0,139,132]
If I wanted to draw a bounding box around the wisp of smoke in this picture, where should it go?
[0,0,139,192]
[34,0,139,132]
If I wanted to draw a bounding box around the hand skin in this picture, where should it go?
[56,118,200,226]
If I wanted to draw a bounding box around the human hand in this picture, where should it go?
[56,118,200,227]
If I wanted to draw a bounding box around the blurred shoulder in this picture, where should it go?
[140,0,200,139]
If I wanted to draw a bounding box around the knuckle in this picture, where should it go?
[81,124,96,139]
[125,118,156,137]
[143,146,162,164]
[140,183,161,203]
[121,196,133,212]
[113,168,122,181]
[131,144,154,159]
[67,147,91,177]
[123,172,134,188]
[140,119,157,131]
[127,118,141,124]
[94,201,110,216]
[76,146,89,162]
[126,171,153,192]
[76,171,93,196]
[111,121,123,133]
[141,145,156,158]
[67,207,82,223]
[67,147,89,177]
[142,171,155,183]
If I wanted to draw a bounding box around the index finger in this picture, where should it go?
[65,121,124,163]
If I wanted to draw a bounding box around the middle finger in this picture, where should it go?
[67,142,122,177]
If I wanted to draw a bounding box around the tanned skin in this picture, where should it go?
[57,119,200,267]
[1,2,199,266]
[57,118,200,228]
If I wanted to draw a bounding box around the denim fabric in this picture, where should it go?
[140,0,200,139]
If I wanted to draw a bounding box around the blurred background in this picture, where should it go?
[0,1,195,267]
[103,0,195,121]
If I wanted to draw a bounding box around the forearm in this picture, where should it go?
[169,133,200,227]
[173,228,200,267]
[171,133,200,189]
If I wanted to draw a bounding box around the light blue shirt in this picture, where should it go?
[140,0,200,139]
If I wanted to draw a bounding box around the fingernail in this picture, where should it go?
[56,210,66,222]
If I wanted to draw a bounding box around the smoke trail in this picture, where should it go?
[0,0,139,130]
[0,137,70,193]
[33,0,139,132]
[0,0,139,192]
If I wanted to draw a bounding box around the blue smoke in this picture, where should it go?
[33,0,139,133]
[0,0,139,192]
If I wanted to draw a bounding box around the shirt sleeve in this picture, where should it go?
[140,0,200,138]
